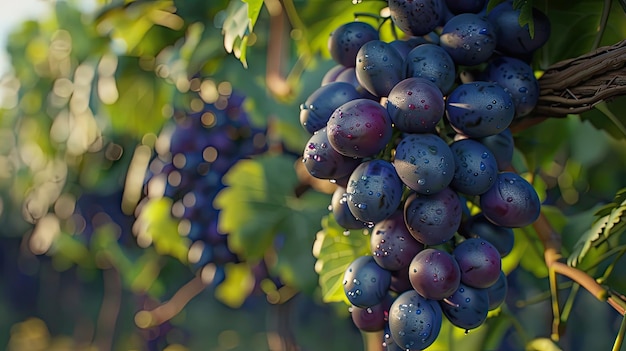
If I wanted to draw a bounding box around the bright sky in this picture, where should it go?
[0,0,52,75]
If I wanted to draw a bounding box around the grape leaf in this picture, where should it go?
[215,154,330,294]
[221,0,264,68]
[312,214,371,304]
[513,0,535,38]
[568,188,626,267]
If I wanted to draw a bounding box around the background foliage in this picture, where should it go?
[0,0,625,350]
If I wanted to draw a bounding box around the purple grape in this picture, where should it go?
[346,160,404,224]
[388,290,443,350]
[483,56,540,118]
[386,77,445,134]
[487,1,551,58]
[440,283,489,330]
[409,248,461,300]
[404,43,456,94]
[335,67,379,100]
[330,186,367,230]
[404,188,462,246]
[439,13,497,66]
[343,256,392,308]
[388,0,444,36]
[486,270,508,310]
[326,99,393,158]
[480,172,541,228]
[446,81,515,138]
[370,210,425,271]
[321,64,349,85]
[328,21,380,67]
[302,128,362,180]
[389,268,413,293]
[355,40,405,97]
[350,295,393,332]
[393,133,455,195]
[449,138,498,195]
[476,128,514,171]
[467,214,514,257]
[445,0,486,14]
[389,37,429,58]
[299,82,361,134]
[453,238,501,288]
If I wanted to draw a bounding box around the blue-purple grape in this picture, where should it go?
[346,160,404,224]
[371,210,425,271]
[343,256,392,308]
[404,43,457,94]
[453,238,501,288]
[300,82,361,134]
[404,188,462,246]
[480,172,541,228]
[440,283,489,330]
[487,270,508,310]
[467,214,514,257]
[302,128,362,180]
[393,133,455,194]
[388,0,444,36]
[350,295,393,332]
[483,56,539,118]
[328,21,380,67]
[446,81,515,138]
[388,290,443,350]
[449,138,498,195]
[476,128,514,171]
[386,77,445,134]
[409,248,461,300]
[330,186,367,230]
[326,99,393,158]
[355,40,405,97]
[390,268,413,293]
[439,13,497,66]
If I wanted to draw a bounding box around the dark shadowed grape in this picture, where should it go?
[346,160,404,224]
[390,268,413,293]
[302,128,362,180]
[467,214,514,257]
[440,283,489,330]
[355,40,405,97]
[343,256,392,308]
[446,81,515,138]
[328,21,380,67]
[404,188,462,246]
[483,56,539,118]
[480,172,541,228]
[393,133,455,195]
[409,248,461,300]
[404,43,456,94]
[388,290,443,350]
[388,0,444,37]
[476,128,514,171]
[351,295,393,332]
[389,37,429,58]
[386,77,445,134]
[449,138,498,195]
[439,13,497,66]
[445,0,486,14]
[300,82,361,134]
[330,187,368,230]
[487,270,508,310]
[326,99,393,158]
[453,238,501,288]
[371,210,425,271]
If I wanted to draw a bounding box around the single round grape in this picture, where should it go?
[388,290,443,350]
[476,128,514,171]
[371,210,425,271]
[326,99,393,158]
[321,64,350,85]
[486,270,508,310]
[439,13,497,66]
[449,138,498,195]
[445,0,485,14]
[335,67,379,100]
[409,248,461,300]
[487,1,551,58]
[483,56,539,117]
[386,77,445,134]
[355,40,405,97]
[330,186,367,230]
[393,133,455,194]
[440,283,489,330]
[453,238,501,288]
[404,43,456,94]
[300,82,361,134]
[446,81,515,138]
[346,160,404,224]
[302,128,362,180]
[480,172,541,228]
[343,256,392,308]
[389,37,429,58]
[328,21,380,67]
[388,0,443,36]
[404,188,462,246]
[467,214,514,257]
[351,296,392,332]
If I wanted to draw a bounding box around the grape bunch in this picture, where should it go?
[138,85,267,285]
[301,1,550,349]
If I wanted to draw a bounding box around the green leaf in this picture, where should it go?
[581,98,626,140]
[215,154,331,293]
[312,214,371,304]
[221,0,264,67]
[513,0,535,39]
[526,338,563,351]
[214,262,256,308]
[568,188,626,267]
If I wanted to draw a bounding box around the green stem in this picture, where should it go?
[612,315,626,351]
[591,0,612,50]
[560,283,580,324]
[549,265,561,341]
